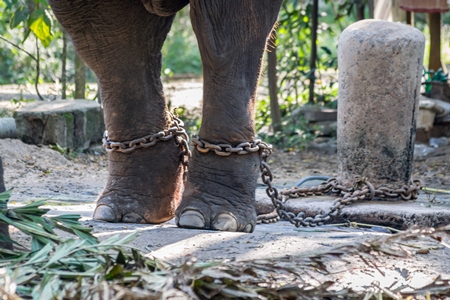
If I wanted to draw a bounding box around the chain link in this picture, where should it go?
[102,114,191,169]
[192,136,422,227]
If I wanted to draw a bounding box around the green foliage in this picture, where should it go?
[275,0,348,108]
[162,8,202,77]
[172,106,201,137]
[0,2,199,89]
[48,143,67,155]
[423,68,449,94]
[0,0,70,86]
[256,0,351,150]
[0,190,97,252]
[256,97,316,150]
[0,97,34,117]
[3,0,53,47]
[28,9,52,47]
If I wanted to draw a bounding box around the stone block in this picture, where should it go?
[14,100,104,150]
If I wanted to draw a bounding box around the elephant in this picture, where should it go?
[0,157,13,249]
[0,157,5,194]
[49,0,283,232]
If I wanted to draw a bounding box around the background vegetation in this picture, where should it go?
[0,0,449,149]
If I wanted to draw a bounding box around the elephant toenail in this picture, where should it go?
[244,224,254,233]
[212,214,238,232]
[123,213,145,224]
[93,206,116,222]
[178,210,206,229]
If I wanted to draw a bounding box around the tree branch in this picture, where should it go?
[0,35,38,62]
[0,35,44,100]
[35,38,44,100]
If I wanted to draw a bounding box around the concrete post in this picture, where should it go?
[337,20,425,188]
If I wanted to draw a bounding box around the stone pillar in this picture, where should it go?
[337,20,425,188]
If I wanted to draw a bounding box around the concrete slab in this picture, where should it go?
[36,183,450,265]
[44,205,389,264]
[255,182,450,230]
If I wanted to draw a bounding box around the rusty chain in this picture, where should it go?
[191,135,263,156]
[102,114,191,168]
[192,136,422,227]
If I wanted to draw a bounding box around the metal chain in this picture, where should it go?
[191,135,263,156]
[192,136,422,227]
[259,146,422,226]
[102,114,191,168]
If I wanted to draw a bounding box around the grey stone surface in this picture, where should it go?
[43,188,450,266]
[337,20,425,188]
[14,100,104,150]
[255,187,450,230]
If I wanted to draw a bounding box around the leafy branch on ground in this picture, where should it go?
[1,190,450,299]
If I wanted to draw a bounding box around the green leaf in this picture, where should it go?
[72,228,98,245]
[10,199,48,214]
[22,242,53,266]
[321,46,332,55]
[99,232,140,248]
[33,273,62,300]
[29,9,53,47]
[22,26,32,43]
[43,239,86,268]
[26,215,55,233]
[0,232,19,246]
[31,236,47,251]
[116,250,127,265]
[0,189,12,207]
[4,0,13,9]
[106,264,125,280]
[10,6,28,29]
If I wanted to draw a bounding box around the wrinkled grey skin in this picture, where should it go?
[49,0,282,232]
[0,157,12,249]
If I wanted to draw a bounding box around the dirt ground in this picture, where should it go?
[1,138,449,205]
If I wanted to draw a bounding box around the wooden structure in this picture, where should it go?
[399,0,449,72]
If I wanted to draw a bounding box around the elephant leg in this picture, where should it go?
[49,0,185,223]
[175,0,282,232]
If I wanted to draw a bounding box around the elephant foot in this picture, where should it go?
[93,141,184,224]
[175,150,260,232]
[94,205,148,223]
